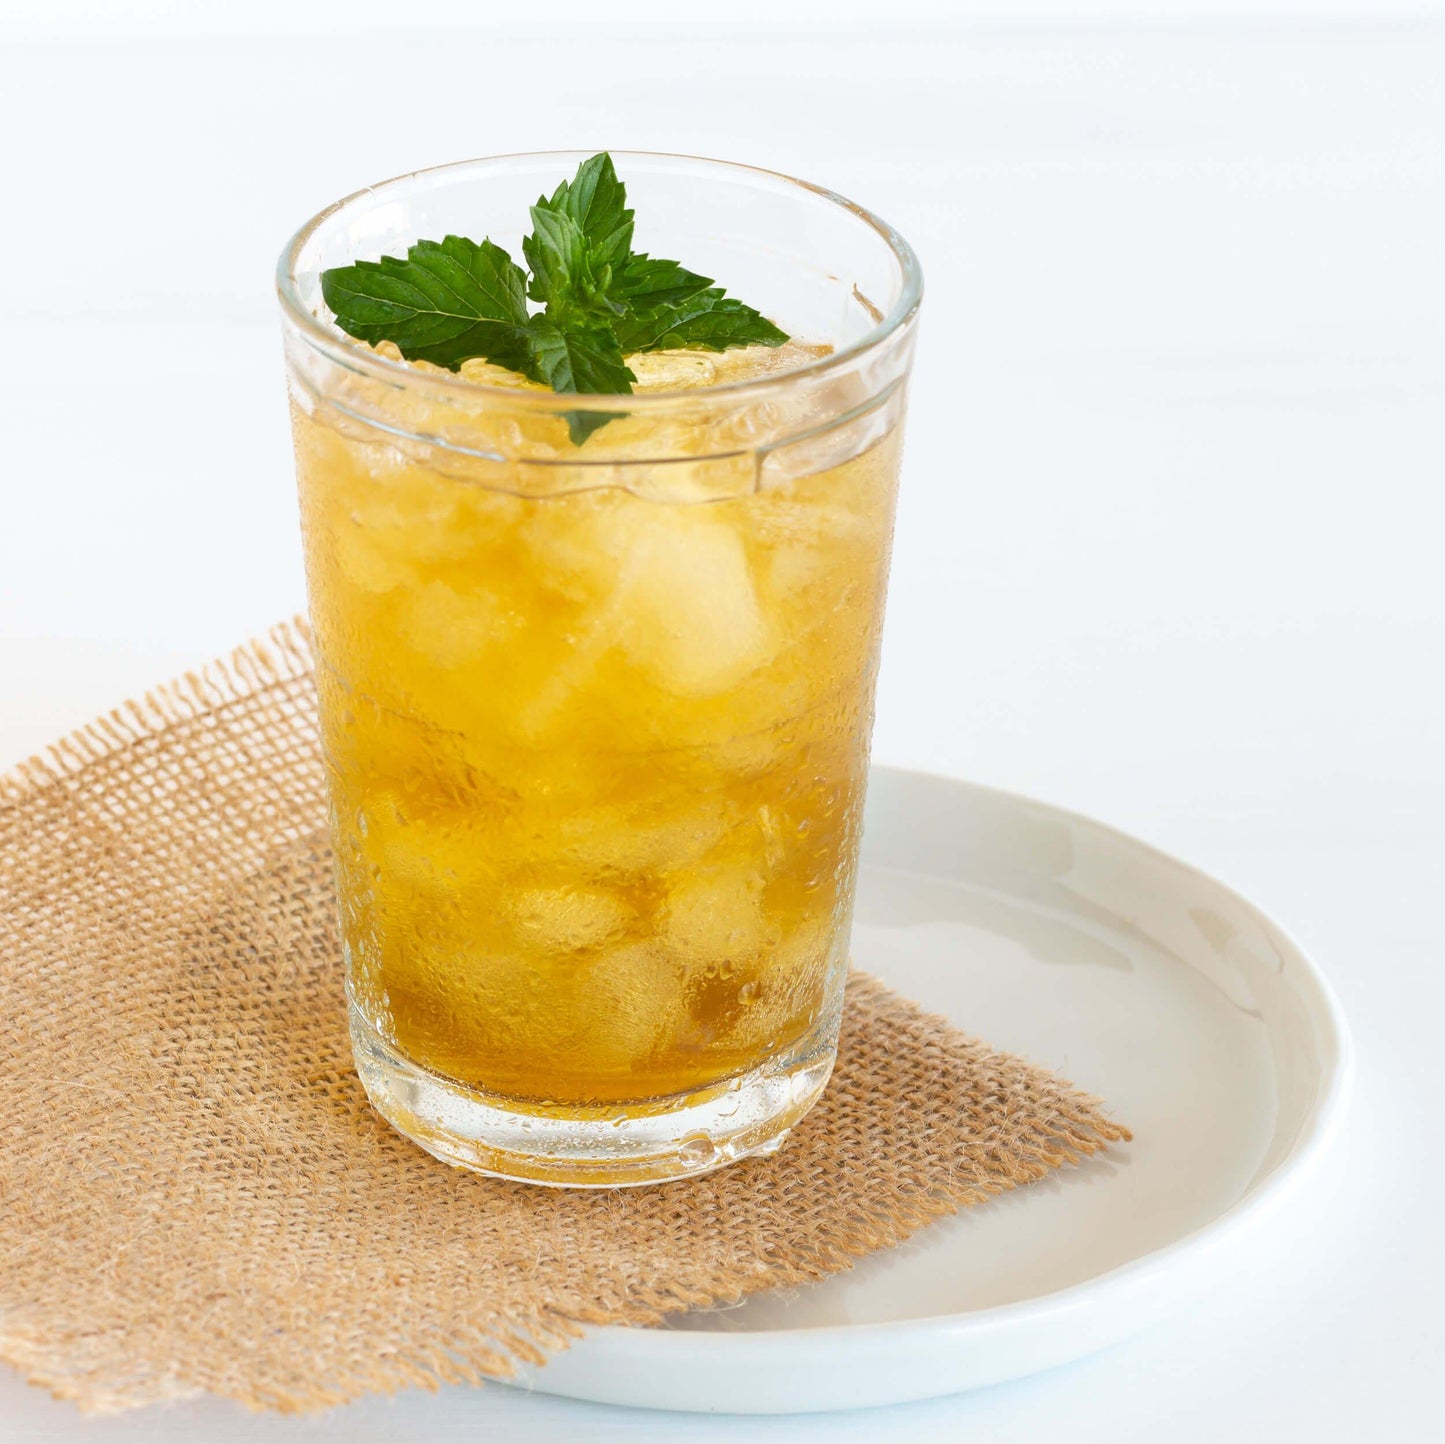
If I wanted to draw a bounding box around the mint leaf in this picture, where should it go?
[527,316,634,444]
[319,153,791,445]
[612,253,714,311]
[614,288,788,354]
[527,316,634,395]
[547,152,634,270]
[609,253,785,356]
[522,205,594,310]
[321,235,537,375]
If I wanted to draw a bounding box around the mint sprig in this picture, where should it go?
[320,153,789,444]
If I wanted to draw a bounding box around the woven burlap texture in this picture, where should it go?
[0,619,1127,1415]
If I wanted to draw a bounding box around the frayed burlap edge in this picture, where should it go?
[0,619,317,807]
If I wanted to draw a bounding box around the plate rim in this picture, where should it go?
[580,765,1356,1352]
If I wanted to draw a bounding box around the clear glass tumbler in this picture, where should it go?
[278,152,921,1185]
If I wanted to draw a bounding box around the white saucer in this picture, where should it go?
[511,767,1352,1414]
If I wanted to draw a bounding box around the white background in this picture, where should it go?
[2,2,1441,1440]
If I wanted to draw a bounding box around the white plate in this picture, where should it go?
[511,767,1352,1414]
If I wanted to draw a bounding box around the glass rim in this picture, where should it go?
[275,148,923,414]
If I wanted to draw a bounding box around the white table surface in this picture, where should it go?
[2,6,1440,1440]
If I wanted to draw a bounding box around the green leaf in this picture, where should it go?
[560,407,624,446]
[321,235,537,374]
[522,205,593,309]
[527,316,634,445]
[319,153,791,446]
[614,287,788,354]
[527,315,634,396]
[553,152,635,269]
[525,153,633,311]
[612,253,714,311]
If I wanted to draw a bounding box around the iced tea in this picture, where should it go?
[296,344,900,1104]
[280,152,919,1183]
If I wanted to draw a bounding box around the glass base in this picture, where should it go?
[349,1000,837,1187]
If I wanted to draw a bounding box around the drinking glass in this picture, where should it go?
[278,152,921,1184]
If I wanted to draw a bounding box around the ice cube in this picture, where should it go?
[508,629,614,744]
[508,884,629,953]
[330,514,413,594]
[517,492,624,603]
[707,341,832,386]
[554,800,730,876]
[571,942,682,1070]
[320,451,480,596]
[458,356,548,390]
[612,506,774,696]
[661,864,769,967]
[511,497,775,725]
[400,578,519,669]
[626,350,718,392]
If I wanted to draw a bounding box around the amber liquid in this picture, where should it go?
[294,345,900,1107]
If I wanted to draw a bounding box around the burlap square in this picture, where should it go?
[0,620,1127,1414]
